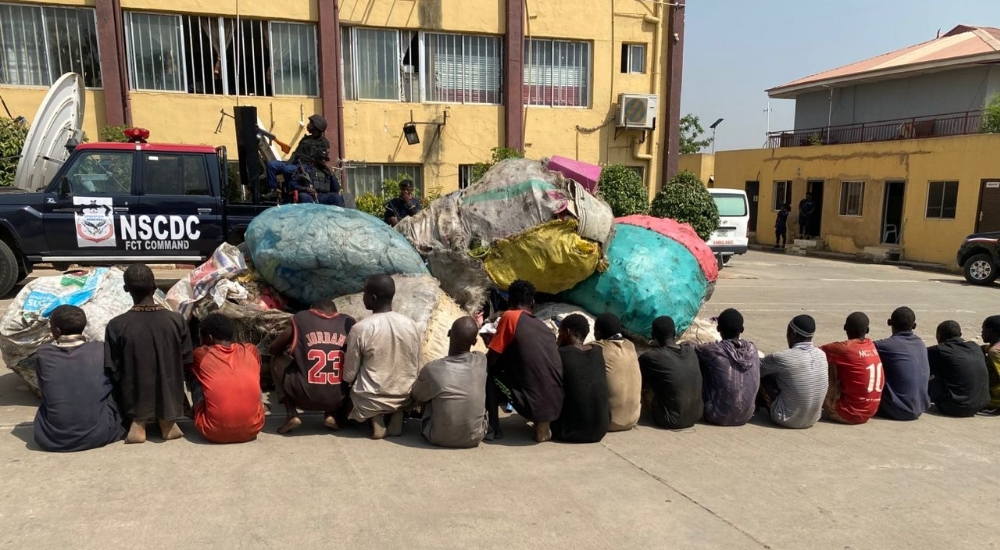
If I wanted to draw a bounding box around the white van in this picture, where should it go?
[707,188,750,267]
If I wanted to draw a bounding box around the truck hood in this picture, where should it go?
[14,73,85,191]
[964,231,1000,241]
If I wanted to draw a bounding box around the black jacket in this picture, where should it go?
[927,338,990,417]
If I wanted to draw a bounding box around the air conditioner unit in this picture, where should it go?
[616,93,659,130]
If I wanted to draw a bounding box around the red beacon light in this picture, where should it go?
[123,127,150,144]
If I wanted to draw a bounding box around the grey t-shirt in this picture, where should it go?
[760,342,829,429]
[411,351,489,448]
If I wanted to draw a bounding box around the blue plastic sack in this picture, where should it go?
[245,204,428,304]
[23,267,107,317]
[563,224,708,337]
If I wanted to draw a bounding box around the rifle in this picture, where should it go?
[257,127,292,155]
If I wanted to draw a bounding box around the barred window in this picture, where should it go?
[0,3,102,87]
[341,27,418,102]
[773,181,792,211]
[839,181,864,216]
[524,38,590,107]
[459,164,476,189]
[425,33,501,104]
[345,164,422,197]
[124,11,317,96]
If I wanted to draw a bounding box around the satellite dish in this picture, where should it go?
[14,73,85,191]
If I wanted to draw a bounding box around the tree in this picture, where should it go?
[983,93,1000,134]
[598,165,649,217]
[650,170,720,240]
[0,118,29,188]
[680,114,713,154]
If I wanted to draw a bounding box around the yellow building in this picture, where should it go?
[0,0,686,197]
[682,25,1000,268]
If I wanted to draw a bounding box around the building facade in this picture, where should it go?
[681,24,1000,268]
[0,0,685,196]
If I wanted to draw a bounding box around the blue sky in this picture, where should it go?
[681,0,1000,151]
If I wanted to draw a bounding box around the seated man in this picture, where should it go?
[758,315,829,429]
[269,299,356,434]
[411,317,489,448]
[105,264,192,444]
[983,315,1000,413]
[552,315,610,443]
[820,312,883,424]
[639,316,704,430]
[188,314,264,443]
[875,307,931,420]
[343,275,422,439]
[695,309,760,426]
[33,305,124,452]
[291,150,344,206]
[266,114,329,191]
[384,178,421,226]
[486,280,564,443]
[592,313,641,431]
[927,321,990,417]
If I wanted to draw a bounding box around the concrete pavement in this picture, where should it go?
[1,253,998,550]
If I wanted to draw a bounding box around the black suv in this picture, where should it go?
[957,232,1000,285]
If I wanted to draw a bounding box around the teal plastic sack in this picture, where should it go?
[245,204,428,304]
[563,224,708,337]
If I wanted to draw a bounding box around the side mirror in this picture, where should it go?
[59,176,71,199]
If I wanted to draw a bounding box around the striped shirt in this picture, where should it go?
[760,342,829,429]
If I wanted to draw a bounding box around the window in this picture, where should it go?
[425,33,501,104]
[713,193,748,217]
[341,28,501,104]
[772,181,792,211]
[459,164,476,189]
[124,12,318,96]
[0,3,102,87]
[926,181,958,219]
[64,152,133,194]
[142,154,210,196]
[624,165,645,184]
[524,38,591,107]
[839,181,864,216]
[345,164,422,197]
[621,43,646,74]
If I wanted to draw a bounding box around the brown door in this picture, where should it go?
[977,180,1000,233]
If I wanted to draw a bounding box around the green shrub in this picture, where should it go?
[0,117,28,187]
[355,175,441,219]
[650,170,720,240]
[356,192,385,217]
[598,165,649,217]
[983,93,1000,134]
[99,125,130,143]
[470,146,523,184]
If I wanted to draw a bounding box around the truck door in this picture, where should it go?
[132,152,223,261]
[42,149,137,260]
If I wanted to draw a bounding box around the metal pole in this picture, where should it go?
[712,126,717,154]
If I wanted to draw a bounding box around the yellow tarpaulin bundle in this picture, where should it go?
[484,219,601,294]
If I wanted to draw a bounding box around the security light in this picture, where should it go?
[403,123,420,145]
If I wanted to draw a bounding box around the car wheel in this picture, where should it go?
[716,254,724,270]
[0,240,20,298]
[722,255,731,265]
[963,253,998,285]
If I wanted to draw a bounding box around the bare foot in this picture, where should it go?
[126,421,147,444]
[370,415,387,439]
[158,420,184,441]
[277,416,302,434]
[387,411,404,437]
[534,421,552,443]
[323,415,341,431]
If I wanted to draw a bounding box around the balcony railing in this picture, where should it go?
[767,110,985,148]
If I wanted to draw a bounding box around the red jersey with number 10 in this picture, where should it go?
[287,310,355,411]
[821,338,883,424]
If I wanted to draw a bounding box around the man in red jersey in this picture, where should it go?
[188,314,264,443]
[820,312,883,424]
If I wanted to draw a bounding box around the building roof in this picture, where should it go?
[768,25,1000,98]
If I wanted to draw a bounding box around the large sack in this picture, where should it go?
[563,219,714,338]
[245,204,428,304]
[396,159,614,309]
[0,268,165,395]
[333,274,486,366]
[166,243,248,319]
[483,220,601,294]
